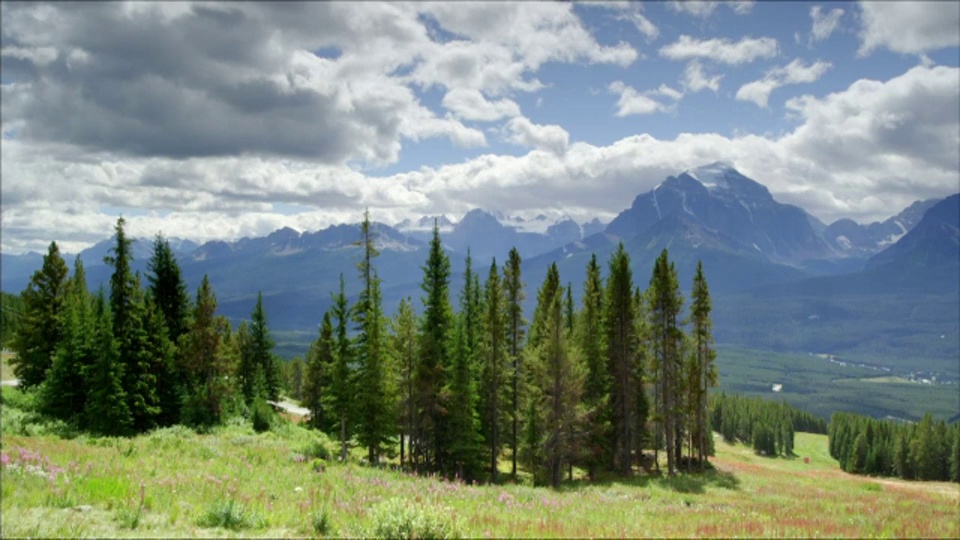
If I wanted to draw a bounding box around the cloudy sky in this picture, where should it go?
[2,1,958,254]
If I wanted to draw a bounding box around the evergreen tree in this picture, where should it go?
[604,245,639,476]
[42,256,95,423]
[147,233,190,344]
[86,290,133,436]
[503,247,526,479]
[447,252,484,479]
[11,241,69,388]
[576,254,609,479]
[950,427,960,483]
[481,260,507,482]
[179,275,228,427]
[391,298,418,468]
[329,276,354,461]
[528,264,560,350]
[248,292,281,401]
[415,221,455,472]
[648,249,684,475]
[1,292,24,349]
[121,275,162,432]
[145,291,181,427]
[528,284,585,488]
[304,311,335,431]
[688,261,717,469]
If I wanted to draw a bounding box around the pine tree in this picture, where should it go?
[145,291,181,427]
[949,426,960,483]
[503,247,526,480]
[122,275,162,432]
[86,290,133,436]
[330,276,354,461]
[11,241,69,388]
[648,249,684,475]
[604,245,639,476]
[689,261,717,470]
[42,256,95,423]
[481,260,507,482]
[391,298,418,468]
[147,233,190,344]
[529,264,560,350]
[415,221,455,472]
[576,254,608,479]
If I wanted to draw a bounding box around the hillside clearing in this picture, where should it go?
[2,418,956,538]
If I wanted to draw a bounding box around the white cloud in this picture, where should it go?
[682,61,722,92]
[608,81,682,116]
[660,35,779,65]
[667,1,755,18]
[736,59,833,108]
[504,117,570,155]
[809,5,844,43]
[441,88,520,122]
[623,11,660,41]
[858,2,960,56]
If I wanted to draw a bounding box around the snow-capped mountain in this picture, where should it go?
[605,162,832,266]
[822,198,940,257]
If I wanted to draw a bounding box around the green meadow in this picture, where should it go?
[2,387,957,538]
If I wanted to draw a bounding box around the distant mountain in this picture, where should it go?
[823,198,940,257]
[866,194,959,271]
[605,162,831,266]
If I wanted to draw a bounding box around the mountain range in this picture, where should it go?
[3,163,957,376]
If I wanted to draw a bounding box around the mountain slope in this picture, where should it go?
[823,198,940,257]
[605,163,831,266]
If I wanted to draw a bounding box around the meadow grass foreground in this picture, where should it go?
[2,404,957,538]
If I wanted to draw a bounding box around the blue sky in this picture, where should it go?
[1,1,958,253]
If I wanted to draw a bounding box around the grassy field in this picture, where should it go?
[715,346,960,421]
[2,393,957,538]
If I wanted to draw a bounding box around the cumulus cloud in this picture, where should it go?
[441,88,520,122]
[858,2,960,56]
[667,1,755,18]
[681,61,723,92]
[736,59,832,108]
[608,81,682,116]
[504,117,570,155]
[660,35,779,65]
[809,5,844,44]
[0,2,634,164]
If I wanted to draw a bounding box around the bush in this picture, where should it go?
[303,438,333,461]
[251,398,275,433]
[312,509,331,535]
[197,499,265,530]
[366,498,462,539]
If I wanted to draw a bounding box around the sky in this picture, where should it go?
[1,1,959,254]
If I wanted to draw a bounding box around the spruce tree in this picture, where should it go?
[447,252,484,479]
[481,260,507,482]
[122,275,162,432]
[689,261,717,469]
[179,275,228,427]
[42,256,95,423]
[145,291,181,427]
[248,292,280,401]
[415,221,455,472]
[503,247,526,479]
[648,249,684,475]
[11,241,69,388]
[530,284,585,488]
[330,275,354,461]
[86,290,133,436]
[576,254,608,479]
[147,233,190,344]
[304,311,335,431]
[604,245,639,476]
[391,298,418,468]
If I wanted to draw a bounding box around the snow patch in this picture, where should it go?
[687,161,734,191]
[836,235,852,251]
[878,220,908,247]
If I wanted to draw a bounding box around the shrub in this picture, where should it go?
[251,398,275,433]
[312,458,327,473]
[196,499,265,530]
[366,498,462,539]
[312,509,331,535]
[303,438,333,461]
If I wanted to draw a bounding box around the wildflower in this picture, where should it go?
[1,453,9,467]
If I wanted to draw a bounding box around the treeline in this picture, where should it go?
[299,212,720,486]
[829,412,960,483]
[8,217,284,435]
[710,393,827,457]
